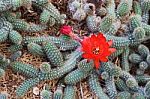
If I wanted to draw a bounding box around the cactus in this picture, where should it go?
[8,44,23,53]
[133,27,145,40]
[132,93,145,99]
[0,93,7,99]
[116,1,130,17]
[117,91,131,99]
[0,53,6,61]
[142,0,150,11]
[0,28,9,43]
[11,19,29,31]
[135,75,150,84]
[126,78,139,92]
[146,55,150,65]
[9,30,22,44]
[53,85,63,99]
[129,53,143,64]
[42,41,63,67]
[23,36,64,47]
[0,59,10,70]
[65,60,93,85]
[141,23,150,36]
[11,62,39,78]
[121,47,130,72]
[34,0,48,5]
[142,12,149,23]
[133,1,142,15]
[16,77,40,97]
[27,43,45,57]
[10,51,22,62]
[96,7,107,16]
[110,66,122,77]
[136,69,145,76]
[25,24,47,33]
[40,62,51,73]
[139,61,148,70]
[73,8,86,21]
[38,50,82,81]
[63,85,76,99]
[130,14,142,30]
[78,59,94,72]
[107,20,121,35]
[42,3,62,24]
[138,44,149,58]
[100,62,113,75]
[40,89,53,99]
[105,34,130,48]
[106,0,116,18]
[40,9,51,24]
[105,76,117,99]
[86,15,98,32]
[59,40,79,51]
[98,15,114,33]
[144,81,150,98]
[0,1,150,99]
[115,78,130,91]
[0,1,12,12]
[109,48,124,59]
[48,16,56,26]
[88,73,109,99]
[64,68,89,84]
[0,68,5,78]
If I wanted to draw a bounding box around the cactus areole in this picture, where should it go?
[81,33,116,69]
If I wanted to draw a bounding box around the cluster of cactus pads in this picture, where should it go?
[0,0,150,99]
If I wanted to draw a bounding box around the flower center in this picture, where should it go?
[93,47,100,55]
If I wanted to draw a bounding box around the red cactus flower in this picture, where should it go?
[60,25,81,42]
[60,25,73,36]
[81,33,116,69]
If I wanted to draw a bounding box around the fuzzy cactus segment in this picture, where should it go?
[27,43,45,57]
[138,44,149,58]
[133,27,145,40]
[98,15,114,33]
[0,68,5,78]
[86,15,98,32]
[63,85,76,99]
[105,76,117,99]
[116,1,130,17]
[10,51,22,62]
[117,91,131,99]
[53,85,63,99]
[9,30,22,44]
[40,89,52,99]
[65,60,93,84]
[115,78,130,92]
[42,41,63,67]
[11,62,39,78]
[16,77,40,97]
[129,53,143,64]
[145,81,150,98]
[88,73,109,99]
[38,50,82,81]
[8,44,23,53]
[121,47,130,72]
[11,19,29,31]
[40,62,51,73]
[133,1,142,15]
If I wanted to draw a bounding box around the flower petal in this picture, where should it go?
[100,57,108,62]
[109,48,116,53]
[94,60,100,69]
[108,40,113,46]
